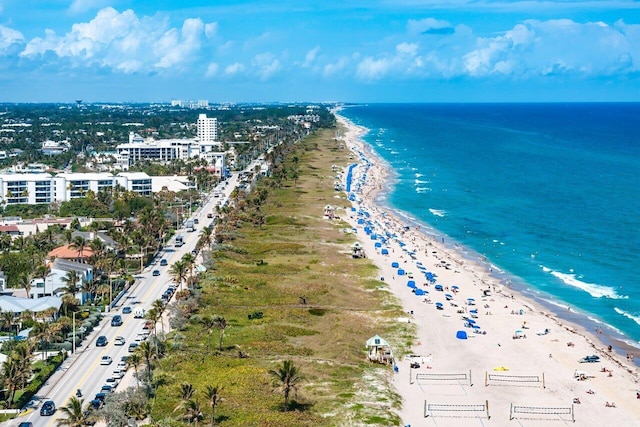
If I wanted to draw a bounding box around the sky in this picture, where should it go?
[1,0,639,103]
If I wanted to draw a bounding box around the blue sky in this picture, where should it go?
[1,0,639,102]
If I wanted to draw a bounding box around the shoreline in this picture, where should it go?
[334,111,640,425]
[335,109,640,364]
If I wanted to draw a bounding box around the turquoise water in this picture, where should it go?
[340,103,640,346]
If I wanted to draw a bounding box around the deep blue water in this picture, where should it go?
[340,103,640,346]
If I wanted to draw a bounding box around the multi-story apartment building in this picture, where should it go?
[0,172,153,205]
[196,114,217,143]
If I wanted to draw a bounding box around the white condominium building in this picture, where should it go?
[197,114,217,143]
[0,172,153,205]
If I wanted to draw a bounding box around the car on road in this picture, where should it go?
[122,306,132,314]
[40,400,56,416]
[128,342,139,353]
[100,356,113,365]
[111,315,123,326]
[96,335,108,347]
[194,218,199,224]
[579,355,600,363]
[101,385,114,394]
[112,370,125,379]
[153,270,160,276]
[105,377,119,385]
[160,259,168,266]
[207,213,213,218]
[18,422,33,427]
[114,336,125,346]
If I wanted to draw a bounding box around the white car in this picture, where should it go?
[114,336,125,346]
[112,370,125,379]
[100,356,113,365]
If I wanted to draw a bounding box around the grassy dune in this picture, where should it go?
[151,128,412,426]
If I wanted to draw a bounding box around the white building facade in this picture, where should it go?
[0,172,153,205]
[197,114,217,143]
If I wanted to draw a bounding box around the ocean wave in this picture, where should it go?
[415,187,432,193]
[429,209,446,217]
[414,179,431,184]
[415,173,424,178]
[548,270,627,299]
[614,308,640,326]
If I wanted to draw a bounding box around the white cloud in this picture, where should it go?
[407,18,455,35]
[356,57,394,81]
[302,46,320,67]
[225,62,245,76]
[323,56,349,76]
[20,7,218,74]
[252,52,281,80]
[205,62,219,77]
[396,42,418,56]
[68,0,111,15]
[0,25,24,52]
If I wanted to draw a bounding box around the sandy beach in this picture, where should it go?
[336,113,640,426]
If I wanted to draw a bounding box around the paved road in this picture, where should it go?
[19,170,245,427]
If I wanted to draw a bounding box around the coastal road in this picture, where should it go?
[21,170,245,427]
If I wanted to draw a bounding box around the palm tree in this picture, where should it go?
[56,397,92,426]
[69,235,88,259]
[126,352,142,387]
[169,260,187,291]
[62,270,81,296]
[151,299,166,334]
[269,359,302,412]
[204,385,222,426]
[174,382,195,413]
[181,253,196,287]
[136,340,156,384]
[182,399,204,426]
[17,272,32,299]
[212,316,230,351]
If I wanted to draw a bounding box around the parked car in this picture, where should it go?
[90,399,103,410]
[100,385,113,394]
[579,355,600,363]
[128,342,139,353]
[40,400,56,416]
[96,336,108,347]
[100,356,113,365]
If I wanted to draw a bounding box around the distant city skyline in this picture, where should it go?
[1,0,639,103]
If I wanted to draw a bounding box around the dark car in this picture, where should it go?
[40,400,56,416]
[160,259,168,266]
[122,306,132,314]
[96,335,108,347]
[101,385,113,394]
[111,315,123,326]
[128,342,139,353]
[94,392,106,402]
[193,218,199,224]
[90,399,103,409]
[152,270,160,276]
[18,423,33,427]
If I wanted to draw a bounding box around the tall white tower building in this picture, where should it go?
[197,114,217,143]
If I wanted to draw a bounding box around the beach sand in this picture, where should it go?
[336,113,640,426]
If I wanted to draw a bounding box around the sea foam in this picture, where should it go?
[429,209,446,217]
[614,308,640,326]
[548,269,626,299]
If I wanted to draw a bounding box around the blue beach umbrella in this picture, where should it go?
[407,280,416,288]
[434,284,444,291]
[381,249,389,255]
[374,242,382,248]
[397,269,405,276]
[414,289,425,296]
[391,262,399,268]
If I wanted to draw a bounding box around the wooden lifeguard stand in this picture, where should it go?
[352,242,366,258]
[323,204,336,219]
[366,335,394,365]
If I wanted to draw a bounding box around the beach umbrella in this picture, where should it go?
[451,285,459,290]
[357,219,364,224]
[391,262,399,268]
[434,284,444,291]
[456,331,468,340]
[381,249,389,255]
[414,289,425,296]
[470,309,478,314]
[472,324,481,329]
[445,293,453,300]
[407,280,416,287]
[370,234,377,240]
[397,269,405,276]
[374,242,382,248]
[435,302,444,310]
[467,319,476,324]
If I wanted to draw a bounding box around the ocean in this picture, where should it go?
[340,103,640,348]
